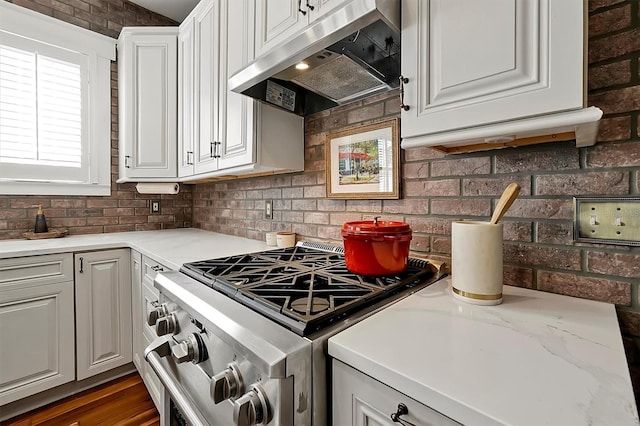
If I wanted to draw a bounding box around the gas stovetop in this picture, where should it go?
[180,242,441,336]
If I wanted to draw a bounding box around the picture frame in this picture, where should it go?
[325,118,400,199]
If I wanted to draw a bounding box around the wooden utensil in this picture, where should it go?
[490,183,521,224]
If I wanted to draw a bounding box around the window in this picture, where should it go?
[0,2,115,195]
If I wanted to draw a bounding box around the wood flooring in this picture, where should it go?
[4,373,159,426]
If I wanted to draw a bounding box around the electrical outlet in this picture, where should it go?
[151,200,160,214]
[265,200,273,219]
[574,197,640,246]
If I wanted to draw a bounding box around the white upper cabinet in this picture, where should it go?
[118,28,178,180]
[254,0,349,58]
[178,0,221,177]
[400,0,602,153]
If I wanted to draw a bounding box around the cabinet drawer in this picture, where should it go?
[143,280,160,338]
[333,360,460,426]
[0,253,73,288]
[142,255,170,285]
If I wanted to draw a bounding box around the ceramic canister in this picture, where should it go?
[276,232,296,248]
[451,221,504,305]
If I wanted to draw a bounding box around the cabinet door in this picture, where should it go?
[178,19,196,178]
[333,360,460,426]
[131,250,143,373]
[194,0,221,175]
[255,0,308,58]
[118,30,178,179]
[75,249,132,380]
[0,280,75,405]
[400,0,584,139]
[218,0,255,171]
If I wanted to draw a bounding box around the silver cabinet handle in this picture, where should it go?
[145,338,208,426]
[213,141,221,159]
[399,76,410,111]
[124,155,131,168]
[186,151,194,165]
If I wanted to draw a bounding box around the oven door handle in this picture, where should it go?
[145,338,208,426]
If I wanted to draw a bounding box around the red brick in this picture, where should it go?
[589,4,631,37]
[503,265,534,289]
[404,217,451,235]
[537,270,631,305]
[317,199,346,211]
[404,179,459,197]
[383,199,429,215]
[537,222,575,245]
[403,162,430,179]
[292,223,318,238]
[431,199,491,217]
[325,111,348,129]
[303,185,326,198]
[588,29,640,63]
[589,87,640,115]
[345,200,381,213]
[589,0,625,13]
[292,199,317,210]
[588,60,631,90]
[403,146,446,161]
[586,141,640,168]
[587,252,640,278]
[495,148,579,173]
[282,211,304,223]
[536,171,629,195]
[595,116,632,142]
[431,157,491,177]
[505,243,581,270]
[304,212,329,225]
[463,176,531,196]
[503,221,533,242]
[429,236,448,253]
[329,213,362,226]
[318,225,342,240]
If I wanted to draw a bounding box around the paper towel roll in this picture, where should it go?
[135,182,180,194]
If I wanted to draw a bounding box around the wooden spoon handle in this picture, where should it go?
[490,183,521,224]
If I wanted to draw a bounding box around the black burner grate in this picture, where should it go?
[180,245,438,336]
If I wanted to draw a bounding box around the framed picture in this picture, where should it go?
[326,118,400,199]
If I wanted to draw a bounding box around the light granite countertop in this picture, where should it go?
[0,228,271,269]
[329,278,639,426]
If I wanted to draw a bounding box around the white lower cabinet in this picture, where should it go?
[332,360,460,426]
[0,254,75,405]
[74,249,132,380]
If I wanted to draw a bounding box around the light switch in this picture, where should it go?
[574,197,640,246]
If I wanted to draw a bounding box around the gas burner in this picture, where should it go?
[290,296,330,314]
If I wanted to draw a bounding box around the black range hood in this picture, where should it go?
[229,0,400,116]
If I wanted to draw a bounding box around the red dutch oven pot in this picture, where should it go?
[341,217,412,276]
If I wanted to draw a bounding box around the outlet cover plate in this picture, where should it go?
[265,200,273,219]
[151,200,160,214]
[573,197,640,246]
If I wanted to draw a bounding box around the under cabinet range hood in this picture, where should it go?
[229,0,400,116]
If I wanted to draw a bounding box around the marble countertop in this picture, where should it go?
[0,228,272,269]
[329,278,639,426]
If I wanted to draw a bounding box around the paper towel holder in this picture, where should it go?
[135,182,180,195]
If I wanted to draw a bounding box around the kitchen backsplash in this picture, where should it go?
[0,0,192,239]
[0,0,638,406]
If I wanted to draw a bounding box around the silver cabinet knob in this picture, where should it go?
[211,364,243,404]
[171,333,205,364]
[147,303,169,326]
[233,385,271,426]
[155,313,177,336]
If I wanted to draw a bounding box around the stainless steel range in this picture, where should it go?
[144,242,445,426]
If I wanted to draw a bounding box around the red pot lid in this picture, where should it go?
[342,217,411,236]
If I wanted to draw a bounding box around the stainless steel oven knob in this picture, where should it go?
[155,312,177,336]
[171,333,206,364]
[147,303,169,326]
[233,385,272,426]
[211,364,243,403]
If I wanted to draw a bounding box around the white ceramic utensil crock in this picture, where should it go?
[451,221,503,305]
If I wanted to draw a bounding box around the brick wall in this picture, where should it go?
[0,0,192,240]
[192,0,640,402]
